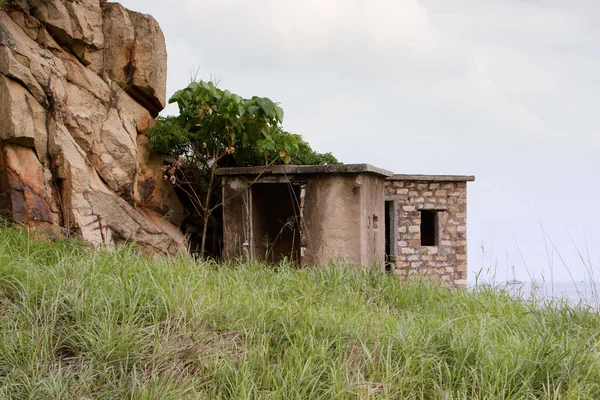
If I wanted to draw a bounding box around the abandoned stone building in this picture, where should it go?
[218,164,474,284]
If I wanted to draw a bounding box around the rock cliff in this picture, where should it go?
[0,0,186,254]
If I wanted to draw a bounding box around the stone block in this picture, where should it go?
[425,246,438,255]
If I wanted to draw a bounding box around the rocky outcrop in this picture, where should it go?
[102,3,166,115]
[0,1,186,254]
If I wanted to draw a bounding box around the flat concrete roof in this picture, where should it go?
[388,174,475,182]
[216,164,394,177]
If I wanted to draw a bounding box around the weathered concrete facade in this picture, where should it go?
[384,175,474,285]
[218,164,392,266]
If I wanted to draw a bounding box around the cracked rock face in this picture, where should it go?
[0,1,185,255]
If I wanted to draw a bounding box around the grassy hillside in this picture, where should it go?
[0,227,599,399]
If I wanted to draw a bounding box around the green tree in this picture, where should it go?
[149,80,338,256]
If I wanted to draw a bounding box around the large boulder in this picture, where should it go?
[48,119,183,253]
[102,2,167,116]
[0,3,185,255]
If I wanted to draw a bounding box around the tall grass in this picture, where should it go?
[0,226,599,399]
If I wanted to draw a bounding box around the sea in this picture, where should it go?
[471,281,600,309]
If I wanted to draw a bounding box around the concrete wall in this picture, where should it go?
[301,174,362,264]
[385,179,469,285]
[221,171,387,267]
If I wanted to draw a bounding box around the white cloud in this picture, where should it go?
[426,54,547,137]
[179,0,442,59]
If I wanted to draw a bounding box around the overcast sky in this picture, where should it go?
[121,0,600,283]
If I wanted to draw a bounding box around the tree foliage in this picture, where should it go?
[149,80,338,168]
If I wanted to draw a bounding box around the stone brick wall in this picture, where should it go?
[384,179,469,285]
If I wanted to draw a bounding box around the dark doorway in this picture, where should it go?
[384,200,395,272]
[251,183,302,263]
[420,210,438,246]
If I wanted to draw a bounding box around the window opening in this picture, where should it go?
[420,210,438,247]
[384,201,395,272]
